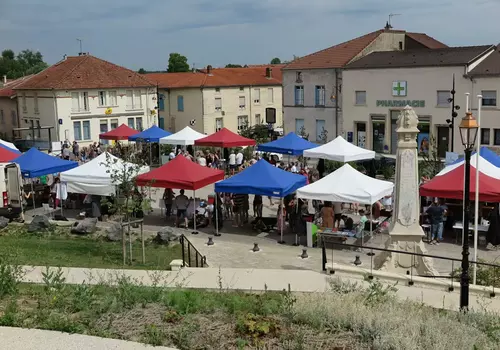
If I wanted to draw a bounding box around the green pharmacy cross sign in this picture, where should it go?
[392,81,407,97]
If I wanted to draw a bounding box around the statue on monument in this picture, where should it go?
[375,105,438,276]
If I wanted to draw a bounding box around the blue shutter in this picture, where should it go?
[315,87,319,105]
[159,94,165,111]
[177,96,184,111]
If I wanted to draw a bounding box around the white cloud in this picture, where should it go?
[1,0,499,70]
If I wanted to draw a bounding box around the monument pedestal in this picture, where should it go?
[374,106,438,276]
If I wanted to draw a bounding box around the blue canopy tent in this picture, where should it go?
[215,159,307,242]
[14,148,78,178]
[257,132,317,155]
[128,125,172,142]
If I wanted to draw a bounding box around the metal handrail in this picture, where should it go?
[180,234,207,268]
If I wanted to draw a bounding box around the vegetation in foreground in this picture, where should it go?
[0,263,498,349]
[0,225,181,270]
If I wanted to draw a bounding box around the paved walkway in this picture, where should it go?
[0,326,176,350]
[20,265,500,313]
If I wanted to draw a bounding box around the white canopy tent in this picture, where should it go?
[159,126,206,146]
[0,139,19,151]
[303,135,375,162]
[437,153,500,179]
[60,153,150,196]
[296,163,393,205]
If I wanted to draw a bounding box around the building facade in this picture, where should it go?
[14,54,156,147]
[0,76,33,141]
[149,66,283,134]
[282,26,448,142]
[342,45,498,155]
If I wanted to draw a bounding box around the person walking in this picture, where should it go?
[162,188,175,220]
[174,189,189,228]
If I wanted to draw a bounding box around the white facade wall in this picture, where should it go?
[342,66,500,154]
[17,87,156,145]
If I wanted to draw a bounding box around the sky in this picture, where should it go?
[1,0,500,71]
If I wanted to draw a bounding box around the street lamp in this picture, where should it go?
[447,74,461,152]
[458,110,479,310]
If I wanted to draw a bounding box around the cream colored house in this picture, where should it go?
[342,45,498,155]
[282,25,448,142]
[0,76,34,141]
[14,54,156,147]
[148,65,283,134]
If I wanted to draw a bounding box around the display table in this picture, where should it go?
[453,221,489,245]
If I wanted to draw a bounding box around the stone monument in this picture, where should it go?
[375,105,438,276]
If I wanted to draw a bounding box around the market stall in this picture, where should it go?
[194,127,256,148]
[303,135,375,162]
[128,125,172,165]
[99,124,139,140]
[159,126,206,146]
[257,132,317,156]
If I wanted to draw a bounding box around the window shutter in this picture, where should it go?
[315,87,319,105]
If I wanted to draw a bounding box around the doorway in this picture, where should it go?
[437,126,450,158]
[355,122,366,148]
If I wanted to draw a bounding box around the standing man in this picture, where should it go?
[174,189,189,228]
[426,198,446,245]
[236,149,244,172]
[228,151,236,175]
[162,188,175,220]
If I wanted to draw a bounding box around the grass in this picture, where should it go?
[0,263,499,350]
[0,225,181,270]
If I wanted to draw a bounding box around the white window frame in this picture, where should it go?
[136,117,143,130]
[355,91,366,106]
[437,90,450,107]
[253,88,260,104]
[255,113,261,125]
[71,92,90,113]
[73,120,91,141]
[239,96,246,110]
[127,117,135,129]
[316,86,326,106]
[110,118,118,129]
[268,88,274,104]
[126,90,143,110]
[98,91,107,107]
[215,117,223,131]
[108,91,117,106]
[237,116,248,130]
[295,86,304,105]
[215,97,222,111]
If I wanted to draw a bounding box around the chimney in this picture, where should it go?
[266,67,272,79]
[207,65,213,75]
[384,21,393,30]
[63,54,67,61]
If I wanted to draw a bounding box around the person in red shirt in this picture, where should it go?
[299,169,309,184]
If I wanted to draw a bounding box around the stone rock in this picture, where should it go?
[71,217,98,235]
[154,226,182,245]
[106,222,123,242]
[27,215,51,233]
[0,216,9,230]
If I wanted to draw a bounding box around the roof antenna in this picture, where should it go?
[386,13,401,29]
[76,38,83,55]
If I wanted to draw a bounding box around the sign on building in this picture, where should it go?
[392,81,407,97]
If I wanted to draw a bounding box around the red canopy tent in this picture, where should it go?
[136,155,224,190]
[420,164,500,202]
[0,147,20,162]
[194,127,256,147]
[99,124,139,140]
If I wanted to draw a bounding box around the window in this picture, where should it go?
[239,96,246,109]
[215,87,220,93]
[21,93,27,113]
[158,94,165,111]
[268,88,274,104]
[177,95,184,111]
[71,92,80,112]
[253,88,260,104]
[481,128,491,145]
[0,110,3,124]
[126,90,142,109]
[128,117,135,129]
[215,118,223,131]
[73,121,82,141]
[82,92,89,111]
[316,119,326,142]
[34,92,39,113]
[35,120,41,138]
[372,119,385,153]
[239,87,244,91]
[437,90,451,107]
[71,92,89,112]
[109,91,117,106]
[136,117,143,131]
[82,120,90,140]
[237,116,248,130]
[355,91,366,105]
[296,71,303,83]
[294,86,304,105]
[110,119,118,129]
[398,41,403,50]
[295,118,305,135]
[215,98,222,111]
[482,90,497,107]
[315,86,325,106]
[10,111,16,126]
[494,129,500,146]
[255,113,261,124]
[98,91,106,106]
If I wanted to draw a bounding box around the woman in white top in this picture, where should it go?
[197,153,207,167]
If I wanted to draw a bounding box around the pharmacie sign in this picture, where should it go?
[376,100,425,108]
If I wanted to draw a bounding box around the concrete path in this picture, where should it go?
[0,326,177,350]
[20,265,500,313]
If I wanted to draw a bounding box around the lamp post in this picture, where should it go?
[458,110,479,310]
[446,74,460,152]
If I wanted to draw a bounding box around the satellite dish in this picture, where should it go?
[189,119,196,126]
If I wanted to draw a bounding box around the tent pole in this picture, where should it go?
[278,197,285,244]
[192,189,198,234]
[149,143,152,166]
[293,197,299,246]
[215,192,219,236]
[473,95,482,285]
[30,182,35,214]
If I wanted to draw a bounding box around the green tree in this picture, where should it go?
[167,53,190,73]
[419,135,443,178]
[270,57,281,64]
[0,49,48,79]
[138,68,146,74]
[225,64,243,68]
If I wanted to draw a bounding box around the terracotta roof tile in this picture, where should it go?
[282,30,384,70]
[14,55,155,90]
[468,46,500,76]
[406,32,448,49]
[0,75,34,97]
[345,45,494,69]
[148,66,283,89]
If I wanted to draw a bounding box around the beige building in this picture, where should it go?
[282,25,447,142]
[342,45,499,155]
[148,65,283,134]
[13,54,156,147]
[0,76,33,141]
